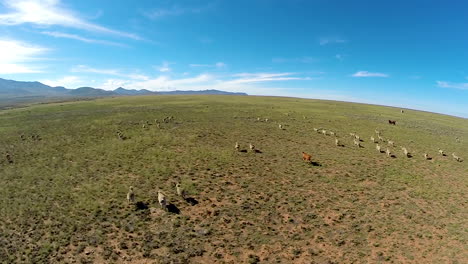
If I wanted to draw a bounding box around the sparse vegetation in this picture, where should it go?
[0,95,466,263]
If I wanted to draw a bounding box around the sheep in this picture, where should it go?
[401,147,410,158]
[401,110,404,113]
[322,130,327,136]
[350,132,356,137]
[249,143,255,152]
[330,131,335,136]
[335,138,340,146]
[424,153,431,160]
[452,153,462,162]
[176,183,186,199]
[376,144,381,153]
[127,186,135,204]
[157,191,167,209]
[438,149,445,156]
[302,152,312,163]
[313,128,319,132]
[235,142,240,151]
[378,135,385,142]
[355,135,360,141]
[353,139,361,147]
[265,118,269,122]
[370,136,377,143]
[375,130,380,135]
[279,124,283,130]
[257,117,261,121]
[387,140,394,147]
[386,148,391,157]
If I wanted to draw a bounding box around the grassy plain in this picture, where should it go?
[0,95,467,263]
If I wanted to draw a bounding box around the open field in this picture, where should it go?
[0,95,467,263]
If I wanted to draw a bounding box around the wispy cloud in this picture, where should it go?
[189,62,226,68]
[143,5,209,19]
[436,81,468,90]
[156,61,172,72]
[0,0,140,40]
[272,57,316,63]
[226,72,310,84]
[93,71,311,93]
[40,31,127,47]
[40,75,87,87]
[351,71,389,77]
[71,65,149,80]
[319,36,347,45]
[335,54,344,60]
[0,39,47,74]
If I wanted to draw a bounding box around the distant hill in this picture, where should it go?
[113,87,156,95]
[0,78,247,101]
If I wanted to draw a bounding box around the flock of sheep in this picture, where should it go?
[311,127,463,162]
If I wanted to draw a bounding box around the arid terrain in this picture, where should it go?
[0,95,466,263]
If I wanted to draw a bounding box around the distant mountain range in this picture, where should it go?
[0,78,248,99]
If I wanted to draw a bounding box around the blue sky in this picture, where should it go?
[0,0,467,117]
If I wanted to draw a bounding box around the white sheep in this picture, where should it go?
[176,183,186,199]
[452,153,462,162]
[376,144,381,153]
[401,147,410,158]
[157,191,167,209]
[438,149,444,156]
[249,143,255,151]
[127,186,135,204]
[386,148,391,157]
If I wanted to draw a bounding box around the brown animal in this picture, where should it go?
[388,120,397,125]
[302,152,312,163]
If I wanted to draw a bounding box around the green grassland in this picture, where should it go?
[0,95,467,263]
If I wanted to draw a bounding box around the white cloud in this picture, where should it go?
[226,72,310,85]
[215,62,226,68]
[319,37,347,45]
[143,5,207,19]
[157,61,172,72]
[0,39,47,73]
[95,72,310,92]
[351,71,389,77]
[71,65,149,80]
[436,81,468,90]
[0,0,140,40]
[189,62,226,68]
[40,75,85,87]
[40,31,126,47]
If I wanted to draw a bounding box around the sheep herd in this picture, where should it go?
[312,126,463,163]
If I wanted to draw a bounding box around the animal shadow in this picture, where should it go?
[184,197,199,206]
[239,149,248,153]
[391,154,397,158]
[407,154,413,158]
[166,203,180,214]
[135,201,149,210]
[426,157,433,160]
[310,161,322,167]
[254,149,263,154]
